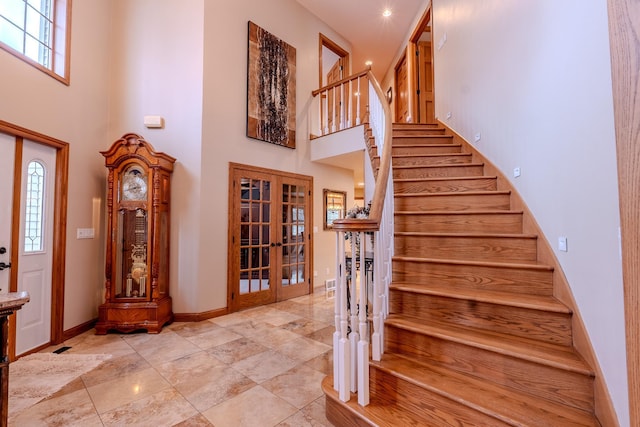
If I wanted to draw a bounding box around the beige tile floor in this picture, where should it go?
[11,289,337,427]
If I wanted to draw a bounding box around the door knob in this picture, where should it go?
[0,262,10,271]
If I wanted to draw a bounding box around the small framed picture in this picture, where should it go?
[323,189,347,230]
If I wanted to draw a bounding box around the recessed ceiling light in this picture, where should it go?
[382,9,392,17]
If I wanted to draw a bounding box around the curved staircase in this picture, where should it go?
[323,123,601,426]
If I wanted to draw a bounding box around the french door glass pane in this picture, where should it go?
[239,176,271,295]
[281,182,306,286]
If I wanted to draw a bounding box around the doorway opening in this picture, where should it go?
[409,6,435,123]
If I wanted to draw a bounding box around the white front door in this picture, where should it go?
[0,133,15,295]
[15,140,56,355]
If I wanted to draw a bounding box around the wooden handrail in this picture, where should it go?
[312,67,371,97]
[332,69,393,233]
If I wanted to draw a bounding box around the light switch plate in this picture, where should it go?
[558,236,568,252]
[77,228,95,239]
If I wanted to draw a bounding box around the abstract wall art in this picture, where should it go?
[247,21,297,149]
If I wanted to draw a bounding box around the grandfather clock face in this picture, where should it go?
[121,165,148,201]
[116,164,150,298]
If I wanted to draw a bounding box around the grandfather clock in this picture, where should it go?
[95,133,175,334]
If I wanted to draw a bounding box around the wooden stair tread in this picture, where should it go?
[372,353,600,427]
[393,162,484,169]
[390,281,571,313]
[392,255,553,270]
[392,143,461,148]
[395,190,510,197]
[323,376,424,427]
[395,209,520,215]
[394,176,497,183]
[392,255,554,273]
[395,231,537,239]
[393,153,471,158]
[385,315,593,375]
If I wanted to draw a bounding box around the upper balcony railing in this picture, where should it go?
[311,68,371,137]
[312,68,394,406]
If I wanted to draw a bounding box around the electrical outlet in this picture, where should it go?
[474,132,481,142]
[513,167,521,178]
[558,236,568,252]
[446,111,452,119]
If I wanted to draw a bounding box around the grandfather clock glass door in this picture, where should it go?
[229,164,312,311]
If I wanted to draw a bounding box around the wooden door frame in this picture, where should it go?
[408,2,434,123]
[0,120,69,360]
[607,0,639,424]
[319,33,350,88]
[227,163,313,313]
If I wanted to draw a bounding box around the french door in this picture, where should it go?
[228,163,313,311]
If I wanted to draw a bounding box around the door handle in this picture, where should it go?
[0,247,6,254]
[0,262,10,271]
[270,242,283,247]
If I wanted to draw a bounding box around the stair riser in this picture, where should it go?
[369,366,512,427]
[394,212,522,233]
[393,154,473,166]
[393,165,485,179]
[394,177,498,194]
[395,193,511,211]
[389,290,572,346]
[393,136,454,145]
[392,145,462,155]
[385,326,595,412]
[392,259,554,296]
[394,234,537,262]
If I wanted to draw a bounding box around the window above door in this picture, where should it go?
[0,0,72,84]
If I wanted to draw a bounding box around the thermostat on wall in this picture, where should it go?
[144,115,164,128]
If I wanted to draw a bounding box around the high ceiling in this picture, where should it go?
[295,0,426,76]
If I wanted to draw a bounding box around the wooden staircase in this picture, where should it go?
[323,123,602,426]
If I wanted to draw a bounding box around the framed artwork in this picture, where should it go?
[247,21,297,149]
[323,189,347,230]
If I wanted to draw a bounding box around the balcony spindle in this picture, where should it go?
[357,231,370,405]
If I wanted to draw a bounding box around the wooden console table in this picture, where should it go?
[0,292,29,427]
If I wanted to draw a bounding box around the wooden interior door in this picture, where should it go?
[395,53,410,123]
[326,59,343,132]
[228,164,312,311]
[417,41,435,123]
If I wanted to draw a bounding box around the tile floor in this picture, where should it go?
[11,289,337,426]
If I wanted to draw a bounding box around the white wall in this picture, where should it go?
[107,0,206,314]
[431,0,628,424]
[200,0,355,312]
[106,0,356,313]
[0,1,111,329]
